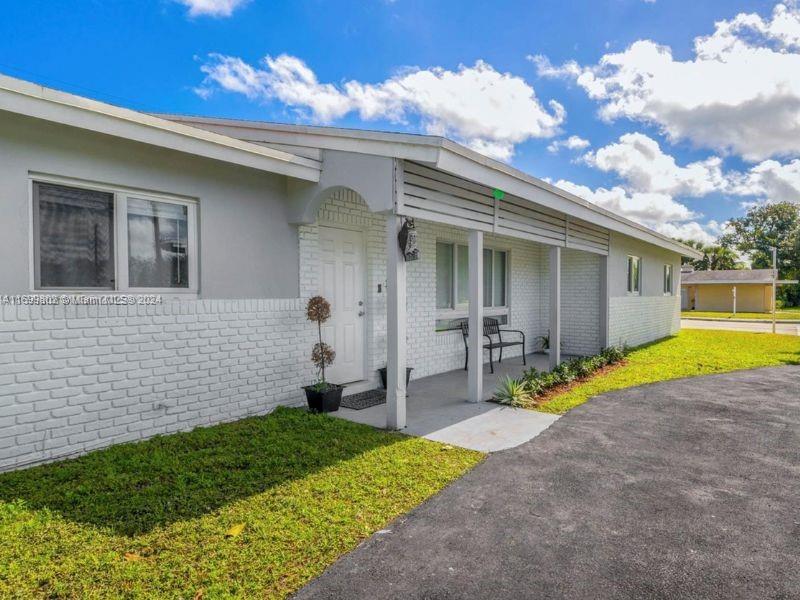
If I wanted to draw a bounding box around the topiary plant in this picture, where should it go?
[306,296,336,390]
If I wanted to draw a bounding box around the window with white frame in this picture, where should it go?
[32,179,197,292]
[435,241,508,329]
[663,264,673,295]
[626,255,641,295]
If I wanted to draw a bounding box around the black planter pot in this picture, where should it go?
[304,384,344,413]
[378,367,413,390]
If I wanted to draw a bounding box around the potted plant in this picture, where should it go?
[538,332,551,354]
[303,296,344,413]
[538,330,564,354]
[378,366,413,390]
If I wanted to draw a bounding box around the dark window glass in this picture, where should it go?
[35,182,115,289]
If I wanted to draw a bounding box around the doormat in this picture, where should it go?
[340,389,387,410]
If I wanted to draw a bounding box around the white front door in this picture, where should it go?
[318,226,366,384]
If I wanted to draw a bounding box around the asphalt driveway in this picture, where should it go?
[295,366,800,599]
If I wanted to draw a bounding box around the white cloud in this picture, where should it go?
[176,0,249,17]
[547,135,590,154]
[198,54,565,161]
[554,177,724,245]
[555,179,696,226]
[533,3,800,161]
[583,132,726,196]
[655,221,719,246]
[581,132,800,205]
[729,158,800,203]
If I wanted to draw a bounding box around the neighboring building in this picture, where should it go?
[681,268,797,312]
[0,74,702,470]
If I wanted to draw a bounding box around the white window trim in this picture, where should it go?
[626,255,642,296]
[28,173,199,296]
[663,264,673,296]
[435,239,510,324]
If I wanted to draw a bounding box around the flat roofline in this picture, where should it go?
[0,74,321,181]
[161,114,704,260]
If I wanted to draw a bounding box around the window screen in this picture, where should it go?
[34,182,115,289]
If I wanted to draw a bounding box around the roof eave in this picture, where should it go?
[0,75,321,182]
[434,144,705,258]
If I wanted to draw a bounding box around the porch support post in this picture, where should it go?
[549,246,561,370]
[599,254,610,349]
[385,213,406,430]
[468,230,484,403]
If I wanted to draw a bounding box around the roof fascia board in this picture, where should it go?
[435,146,704,259]
[158,114,704,259]
[0,76,320,181]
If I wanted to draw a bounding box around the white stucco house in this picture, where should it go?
[0,74,702,470]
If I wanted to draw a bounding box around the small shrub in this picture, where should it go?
[600,345,627,365]
[553,362,575,384]
[572,357,593,378]
[516,345,628,402]
[494,376,531,407]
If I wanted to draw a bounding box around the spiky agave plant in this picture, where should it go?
[494,376,530,407]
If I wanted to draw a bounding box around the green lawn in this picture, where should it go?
[0,408,481,599]
[682,307,800,320]
[536,329,800,414]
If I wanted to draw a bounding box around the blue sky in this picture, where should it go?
[2,0,798,244]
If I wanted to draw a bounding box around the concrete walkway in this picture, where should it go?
[682,318,800,335]
[334,354,559,452]
[297,366,800,599]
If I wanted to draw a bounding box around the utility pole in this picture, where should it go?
[771,246,777,334]
[732,286,737,316]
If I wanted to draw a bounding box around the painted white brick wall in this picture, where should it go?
[302,190,602,382]
[608,295,680,348]
[561,249,602,356]
[1,188,606,471]
[0,299,315,471]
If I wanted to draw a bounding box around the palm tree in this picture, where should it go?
[708,245,739,270]
[674,238,741,271]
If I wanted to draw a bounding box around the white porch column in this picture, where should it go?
[599,254,610,349]
[385,214,407,430]
[468,230,484,403]
[549,246,561,370]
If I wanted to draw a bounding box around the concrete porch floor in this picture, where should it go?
[333,353,560,453]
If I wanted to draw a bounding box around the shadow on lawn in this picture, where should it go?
[0,407,401,536]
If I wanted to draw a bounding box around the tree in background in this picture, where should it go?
[677,240,742,271]
[720,201,800,306]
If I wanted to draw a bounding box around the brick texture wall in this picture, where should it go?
[608,295,680,348]
[1,188,606,471]
[0,299,314,471]
[302,191,602,381]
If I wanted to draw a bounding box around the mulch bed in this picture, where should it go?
[488,360,628,408]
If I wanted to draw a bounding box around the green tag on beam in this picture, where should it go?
[492,188,505,201]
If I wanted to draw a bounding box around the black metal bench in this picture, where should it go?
[456,317,526,374]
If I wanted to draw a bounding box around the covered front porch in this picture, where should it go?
[292,154,612,433]
[334,353,560,452]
